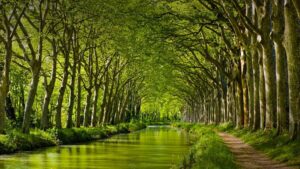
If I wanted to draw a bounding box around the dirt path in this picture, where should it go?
[218,132,296,169]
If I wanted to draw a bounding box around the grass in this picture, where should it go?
[0,122,146,155]
[0,129,56,154]
[173,123,238,169]
[217,122,300,168]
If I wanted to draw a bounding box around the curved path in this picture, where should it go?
[218,132,296,169]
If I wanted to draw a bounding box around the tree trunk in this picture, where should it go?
[99,72,109,126]
[251,0,260,130]
[0,38,12,133]
[241,49,249,127]
[91,85,100,127]
[237,60,245,128]
[83,90,92,127]
[272,0,289,134]
[247,50,254,128]
[22,64,41,133]
[253,46,261,130]
[55,53,69,129]
[76,58,82,127]
[41,42,57,130]
[259,48,266,129]
[284,1,300,139]
[258,0,277,129]
[66,54,77,128]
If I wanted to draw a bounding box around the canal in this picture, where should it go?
[0,126,194,169]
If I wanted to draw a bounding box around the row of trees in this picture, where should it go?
[0,0,143,134]
[145,0,299,139]
[1,0,299,140]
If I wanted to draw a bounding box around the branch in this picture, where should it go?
[10,2,29,39]
[230,0,260,35]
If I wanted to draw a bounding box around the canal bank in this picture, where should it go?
[0,125,194,169]
[0,123,146,155]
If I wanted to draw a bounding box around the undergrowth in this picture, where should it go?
[173,123,238,169]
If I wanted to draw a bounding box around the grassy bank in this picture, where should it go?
[173,123,238,169]
[145,121,172,125]
[0,122,146,155]
[218,123,300,167]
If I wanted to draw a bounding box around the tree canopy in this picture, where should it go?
[0,0,299,139]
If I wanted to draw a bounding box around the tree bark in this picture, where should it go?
[83,90,92,127]
[237,60,245,128]
[66,42,78,128]
[272,0,289,134]
[253,46,261,130]
[40,1,57,130]
[66,61,76,128]
[22,63,41,133]
[99,71,109,126]
[259,47,266,129]
[55,50,69,129]
[0,38,12,134]
[257,0,277,129]
[91,85,100,127]
[76,56,82,127]
[284,1,300,139]
[41,42,57,130]
[241,49,249,127]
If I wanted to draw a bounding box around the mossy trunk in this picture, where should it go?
[259,47,266,129]
[0,38,12,134]
[91,85,100,127]
[76,57,82,128]
[272,0,289,134]
[22,63,41,133]
[66,52,77,128]
[257,0,277,129]
[55,52,69,129]
[237,60,244,128]
[253,46,260,130]
[41,42,57,130]
[284,2,300,139]
[83,90,92,127]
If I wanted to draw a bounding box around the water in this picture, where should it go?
[0,126,194,169]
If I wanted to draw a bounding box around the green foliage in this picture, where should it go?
[174,123,238,169]
[116,123,131,133]
[128,122,147,131]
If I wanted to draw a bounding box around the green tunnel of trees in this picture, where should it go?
[0,0,299,140]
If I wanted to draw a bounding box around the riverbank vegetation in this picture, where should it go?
[0,122,145,154]
[174,123,237,169]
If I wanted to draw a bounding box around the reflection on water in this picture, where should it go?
[0,126,194,169]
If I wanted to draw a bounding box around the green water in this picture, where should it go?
[0,126,194,169]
